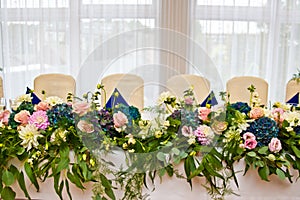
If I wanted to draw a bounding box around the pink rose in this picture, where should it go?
[0,110,10,125]
[14,110,30,125]
[198,107,211,121]
[77,120,94,133]
[249,107,264,119]
[243,132,256,141]
[72,102,90,116]
[181,125,193,137]
[268,138,282,153]
[35,101,50,111]
[113,111,128,128]
[244,139,257,150]
[272,108,285,124]
[184,97,194,105]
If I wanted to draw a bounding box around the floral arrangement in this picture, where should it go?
[2,83,300,200]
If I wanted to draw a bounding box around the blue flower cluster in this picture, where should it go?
[47,103,74,128]
[231,102,251,115]
[246,117,279,147]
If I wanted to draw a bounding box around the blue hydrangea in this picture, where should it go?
[294,126,300,135]
[246,117,279,147]
[231,102,251,115]
[47,103,74,128]
[114,104,141,126]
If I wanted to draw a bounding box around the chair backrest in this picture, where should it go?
[286,79,300,102]
[226,76,268,105]
[0,77,3,98]
[101,74,144,110]
[166,74,210,103]
[34,73,76,101]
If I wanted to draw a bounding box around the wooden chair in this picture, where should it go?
[0,76,3,98]
[100,74,144,110]
[34,73,76,101]
[226,76,268,105]
[285,79,300,102]
[166,74,210,104]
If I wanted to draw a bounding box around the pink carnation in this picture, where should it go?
[0,110,10,125]
[14,110,30,125]
[268,138,282,153]
[249,107,264,119]
[113,111,128,128]
[198,107,211,121]
[35,101,50,111]
[244,139,257,150]
[73,102,90,116]
[29,110,50,130]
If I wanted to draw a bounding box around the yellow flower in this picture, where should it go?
[155,130,163,138]
[19,124,42,150]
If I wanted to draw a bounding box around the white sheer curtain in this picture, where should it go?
[191,0,300,102]
[1,0,300,104]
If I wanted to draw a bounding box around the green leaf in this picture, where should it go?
[67,172,85,190]
[100,174,115,200]
[258,165,270,181]
[157,152,166,161]
[65,180,72,200]
[276,168,286,180]
[1,186,16,200]
[258,146,269,155]
[2,170,15,186]
[291,146,300,158]
[24,162,39,191]
[247,151,257,157]
[17,171,30,199]
[171,148,180,155]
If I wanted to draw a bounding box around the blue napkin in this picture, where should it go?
[106,88,128,109]
[26,87,41,105]
[200,91,218,107]
[286,92,299,105]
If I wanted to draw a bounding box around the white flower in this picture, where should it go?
[15,94,32,106]
[283,111,300,127]
[50,128,67,142]
[187,135,196,145]
[19,124,43,150]
[45,96,64,106]
[157,91,173,105]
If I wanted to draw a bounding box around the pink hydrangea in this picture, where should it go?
[268,138,282,153]
[184,96,194,105]
[29,110,50,130]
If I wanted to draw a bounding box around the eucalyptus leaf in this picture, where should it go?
[0,186,16,200]
[247,152,257,157]
[2,170,15,186]
[276,168,286,180]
